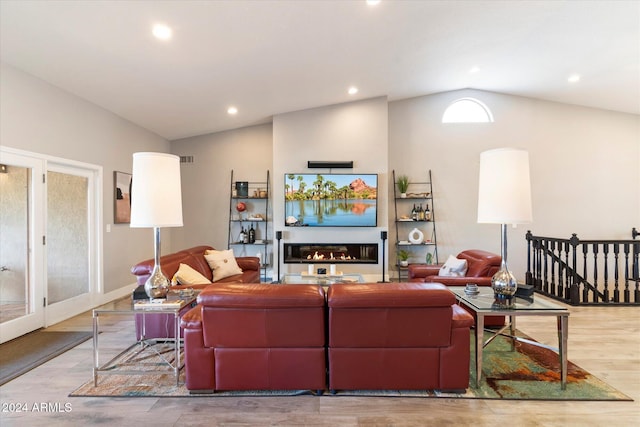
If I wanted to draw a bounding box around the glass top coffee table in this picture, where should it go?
[449,286,570,390]
[280,273,364,285]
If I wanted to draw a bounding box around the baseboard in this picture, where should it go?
[93,283,138,307]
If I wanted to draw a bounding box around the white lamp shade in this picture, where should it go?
[130,152,183,228]
[477,148,533,224]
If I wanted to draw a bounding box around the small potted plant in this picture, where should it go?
[398,249,410,267]
[397,175,409,198]
[425,252,434,265]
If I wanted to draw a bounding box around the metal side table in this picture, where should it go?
[92,295,197,386]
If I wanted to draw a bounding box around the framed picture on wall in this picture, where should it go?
[114,171,132,224]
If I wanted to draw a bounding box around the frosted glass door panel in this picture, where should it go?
[47,171,89,304]
[0,166,29,323]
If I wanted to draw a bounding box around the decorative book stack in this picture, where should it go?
[134,299,185,310]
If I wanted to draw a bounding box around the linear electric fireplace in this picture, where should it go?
[284,243,378,264]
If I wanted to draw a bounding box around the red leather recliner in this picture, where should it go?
[181,283,327,393]
[408,249,505,327]
[327,282,474,392]
[407,249,501,286]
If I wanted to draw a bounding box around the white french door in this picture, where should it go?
[44,164,96,326]
[0,148,101,343]
[0,151,45,342]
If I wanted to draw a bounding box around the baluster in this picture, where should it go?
[569,234,580,305]
[592,243,599,303]
[624,243,630,302]
[559,241,566,299]
[558,241,565,299]
[537,238,543,289]
[526,231,533,285]
[550,240,557,296]
[543,239,549,293]
[613,243,621,303]
[582,243,589,303]
[564,240,571,301]
[634,242,640,303]
[603,243,610,303]
[533,238,541,289]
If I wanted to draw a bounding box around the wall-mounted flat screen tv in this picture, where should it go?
[284,173,378,227]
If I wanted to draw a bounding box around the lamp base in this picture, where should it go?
[144,264,169,299]
[491,266,518,301]
[492,292,515,308]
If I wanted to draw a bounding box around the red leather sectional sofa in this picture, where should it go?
[131,246,260,339]
[180,282,474,393]
[327,283,474,392]
[181,283,327,392]
[131,245,261,288]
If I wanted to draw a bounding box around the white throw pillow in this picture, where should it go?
[172,263,212,286]
[204,249,243,282]
[439,255,468,277]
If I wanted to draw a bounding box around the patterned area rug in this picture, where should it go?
[70,332,631,401]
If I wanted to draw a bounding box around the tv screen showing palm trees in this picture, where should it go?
[284,173,378,227]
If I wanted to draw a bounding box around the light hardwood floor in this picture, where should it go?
[1,295,639,426]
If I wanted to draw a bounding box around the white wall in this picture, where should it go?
[5,60,635,293]
[0,63,170,294]
[273,97,389,280]
[389,89,640,281]
[170,124,274,256]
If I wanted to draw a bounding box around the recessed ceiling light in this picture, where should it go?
[568,74,581,83]
[152,23,172,40]
[367,0,381,5]
[469,66,480,74]
[227,106,238,115]
[348,86,359,95]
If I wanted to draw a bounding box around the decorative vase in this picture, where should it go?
[400,193,407,198]
[491,224,518,305]
[408,228,424,244]
[491,258,517,304]
[144,263,169,299]
[399,260,408,267]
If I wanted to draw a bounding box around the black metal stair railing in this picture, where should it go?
[525,230,640,306]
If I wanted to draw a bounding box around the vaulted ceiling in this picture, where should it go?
[1,0,638,140]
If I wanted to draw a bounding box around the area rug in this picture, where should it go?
[1,330,92,386]
[70,332,631,401]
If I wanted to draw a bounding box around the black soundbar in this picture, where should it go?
[307,161,354,169]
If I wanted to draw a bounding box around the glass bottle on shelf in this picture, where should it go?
[425,204,431,221]
[249,223,256,244]
[418,204,425,221]
[239,226,246,244]
[411,204,417,221]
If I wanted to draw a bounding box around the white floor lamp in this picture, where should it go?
[130,152,183,299]
[477,148,532,303]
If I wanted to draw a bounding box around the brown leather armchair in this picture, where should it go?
[408,249,501,286]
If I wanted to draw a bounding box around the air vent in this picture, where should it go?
[180,155,194,164]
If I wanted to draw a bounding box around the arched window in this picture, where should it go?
[442,98,494,123]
